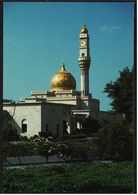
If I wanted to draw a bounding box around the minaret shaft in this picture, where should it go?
[78,24,91,97]
[80,68,89,96]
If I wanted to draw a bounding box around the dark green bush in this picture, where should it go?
[97,121,133,161]
[3,141,35,158]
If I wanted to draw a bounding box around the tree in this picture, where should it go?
[104,67,134,123]
[2,125,20,143]
[3,110,20,143]
[97,67,134,162]
[97,121,133,161]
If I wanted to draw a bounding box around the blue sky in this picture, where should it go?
[4,2,134,111]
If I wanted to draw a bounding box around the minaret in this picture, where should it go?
[78,24,91,97]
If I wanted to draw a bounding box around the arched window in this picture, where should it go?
[21,119,27,133]
[82,53,85,57]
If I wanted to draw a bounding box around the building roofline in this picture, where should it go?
[3,99,13,102]
[3,101,73,107]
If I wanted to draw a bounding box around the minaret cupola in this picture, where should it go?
[80,24,88,34]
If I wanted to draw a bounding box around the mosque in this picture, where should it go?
[3,24,121,138]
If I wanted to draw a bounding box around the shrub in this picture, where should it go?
[3,141,35,160]
[32,137,56,162]
[56,141,97,162]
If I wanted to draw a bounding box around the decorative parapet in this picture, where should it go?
[31,91,55,97]
[47,96,77,100]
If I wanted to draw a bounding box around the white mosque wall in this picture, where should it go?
[3,104,41,138]
[3,102,72,138]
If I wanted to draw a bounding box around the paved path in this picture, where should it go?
[4,155,64,166]
[4,155,112,169]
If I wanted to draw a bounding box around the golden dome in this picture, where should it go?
[50,63,76,91]
[80,24,88,34]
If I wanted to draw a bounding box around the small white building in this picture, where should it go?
[3,100,72,138]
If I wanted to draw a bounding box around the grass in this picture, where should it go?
[2,161,133,193]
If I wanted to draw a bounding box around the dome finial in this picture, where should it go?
[60,63,66,72]
[83,23,86,28]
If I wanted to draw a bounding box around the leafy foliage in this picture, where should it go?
[2,162,133,193]
[97,121,133,161]
[32,136,56,162]
[104,67,134,123]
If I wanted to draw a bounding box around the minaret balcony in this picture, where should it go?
[79,56,90,61]
[78,58,91,67]
[79,34,89,38]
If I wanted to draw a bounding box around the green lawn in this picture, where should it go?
[3,161,133,193]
